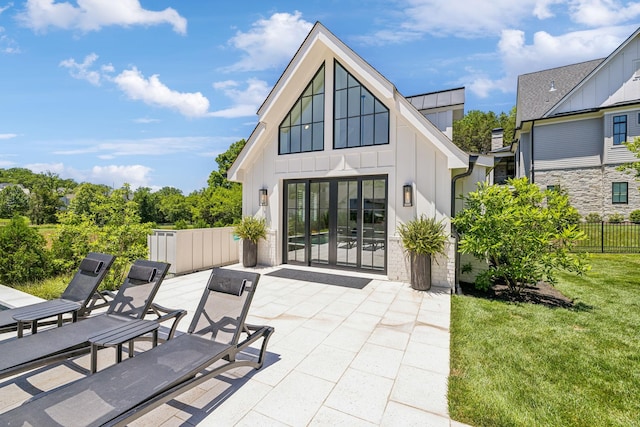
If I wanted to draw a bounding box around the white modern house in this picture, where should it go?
[228,22,486,289]
[514,26,640,218]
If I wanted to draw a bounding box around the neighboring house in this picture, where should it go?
[514,27,640,219]
[228,22,484,289]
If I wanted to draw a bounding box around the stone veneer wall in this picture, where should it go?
[536,166,640,220]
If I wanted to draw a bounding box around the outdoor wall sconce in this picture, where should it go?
[403,184,413,207]
[259,188,268,206]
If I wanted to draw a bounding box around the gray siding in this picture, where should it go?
[517,132,531,179]
[604,111,640,164]
[534,119,602,170]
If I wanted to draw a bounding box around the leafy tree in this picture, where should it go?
[192,186,242,227]
[52,184,152,289]
[133,186,161,224]
[208,139,246,189]
[156,187,191,223]
[453,177,589,293]
[453,107,515,153]
[68,183,111,220]
[618,137,640,182]
[27,172,67,225]
[0,215,50,284]
[0,185,29,218]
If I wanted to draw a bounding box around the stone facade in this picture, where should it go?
[536,165,640,220]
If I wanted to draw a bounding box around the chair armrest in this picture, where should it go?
[149,303,187,341]
[83,290,116,316]
[238,323,275,369]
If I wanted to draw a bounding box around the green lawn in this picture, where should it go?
[449,254,640,427]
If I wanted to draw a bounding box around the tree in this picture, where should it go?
[0,215,50,284]
[453,107,515,153]
[155,187,191,223]
[618,137,640,180]
[133,187,161,224]
[0,185,29,218]
[52,184,152,289]
[452,178,589,293]
[208,139,246,189]
[27,172,66,225]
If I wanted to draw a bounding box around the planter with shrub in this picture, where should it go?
[398,215,447,291]
[233,216,267,268]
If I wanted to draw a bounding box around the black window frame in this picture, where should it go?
[612,182,628,204]
[333,60,389,150]
[279,64,325,155]
[613,115,627,146]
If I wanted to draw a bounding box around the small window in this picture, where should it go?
[546,185,559,192]
[637,112,640,124]
[612,182,628,204]
[613,115,627,145]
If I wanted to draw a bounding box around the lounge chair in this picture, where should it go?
[0,268,274,427]
[0,259,176,381]
[0,252,116,337]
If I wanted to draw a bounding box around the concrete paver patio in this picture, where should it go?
[0,264,466,426]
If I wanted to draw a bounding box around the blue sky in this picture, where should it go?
[1,1,638,193]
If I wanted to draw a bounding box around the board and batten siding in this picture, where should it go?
[604,111,640,164]
[533,118,602,170]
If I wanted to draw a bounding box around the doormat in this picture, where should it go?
[266,269,372,289]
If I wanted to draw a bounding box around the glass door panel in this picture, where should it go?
[336,180,358,268]
[286,182,306,263]
[361,178,386,271]
[310,182,330,264]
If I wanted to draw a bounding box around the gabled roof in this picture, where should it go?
[515,59,603,126]
[228,22,468,180]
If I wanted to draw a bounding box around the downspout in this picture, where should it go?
[450,155,478,295]
[530,120,535,183]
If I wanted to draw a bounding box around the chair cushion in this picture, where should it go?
[128,265,157,282]
[209,278,245,296]
[79,258,104,274]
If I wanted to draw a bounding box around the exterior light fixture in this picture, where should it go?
[403,184,413,207]
[259,188,268,206]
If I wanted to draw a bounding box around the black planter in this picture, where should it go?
[410,253,432,291]
[242,239,258,268]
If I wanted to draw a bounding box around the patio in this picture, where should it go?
[0,264,467,426]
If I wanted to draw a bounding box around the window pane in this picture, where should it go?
[301,124,312,152]
[348,87,361,117]
[374,112,389,145]
[335,64,348,90]
[361,115,374,146]
[290,125,301,152]
[348,117,361,147]
[313,93,324,122]
[362,90,374,115]
[281,112,290,127]
[280,127,290,154]
[335,90,348,119]
[314,69,325,94]
[302,84,313,98]
[335,118,347,148]
[312,123,324,151]
[301,96,313,124]
[375,99,387,113]
[291,100,302,126]
[348,74,359,88]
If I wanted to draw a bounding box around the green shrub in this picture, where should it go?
[630,210,640,224]
[398,215,447,257]
[608,213,624,223]
[234,216,267,243]
[0,216,51,285]
[584,212,602,223]
[174,219,189,229]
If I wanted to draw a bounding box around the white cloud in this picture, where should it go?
[113,67,211,118]
[90,164,152,189]
[226,11,312,72]
[0,4,20,54]
[133,117,160,124]
[18,0,187,34]
[569,0,640,26]
[464,25,635,97]
[210,78,270,118]
[60,52,102,85]
[53,136,215,157]
[397,0,557,38]
[0,133,18,139]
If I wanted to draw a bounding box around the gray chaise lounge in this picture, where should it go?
[0,252,116,336]
[0,259,175,381]
[0,268,274,427]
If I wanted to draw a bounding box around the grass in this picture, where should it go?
[12,273,72,300]
[449,254,640,427]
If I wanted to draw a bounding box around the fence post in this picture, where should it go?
[601,221,604,253]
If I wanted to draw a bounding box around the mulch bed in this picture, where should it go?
[459,281,574,309]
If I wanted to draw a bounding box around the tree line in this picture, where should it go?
[0,139,246,228]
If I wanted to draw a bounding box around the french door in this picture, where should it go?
[284,176,387,272]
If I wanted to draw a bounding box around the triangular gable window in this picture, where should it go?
[334,60,389,149]
[279,64,325,154]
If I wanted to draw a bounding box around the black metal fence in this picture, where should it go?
[574,221,640,253]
